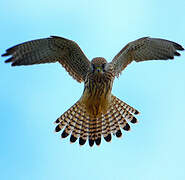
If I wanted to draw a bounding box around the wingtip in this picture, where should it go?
[1,53,8,57]
[50,35,62,39]
[11,62,16,66]
[4,57,13,63]
[177,45,184,51]
[173,42,184,51]
[174,52,181,56]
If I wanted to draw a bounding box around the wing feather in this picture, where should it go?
[2,36,91,82]
[111,37,184,76]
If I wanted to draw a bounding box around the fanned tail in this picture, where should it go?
[54,95,140,147]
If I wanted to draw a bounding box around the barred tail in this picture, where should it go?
[54,95,140,147]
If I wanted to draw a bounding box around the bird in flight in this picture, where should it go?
[2,36,184,147]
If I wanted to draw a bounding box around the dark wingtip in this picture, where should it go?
[123,123,131,131]
[11,61,19,66]
[174,43,184,51]
[104,134,112,142]
[5,57,13,63]
[95,137,101,146]
[174,52,181,56]
[50,35,61,38]
[70,135,77,143]
[79,137,86,146]
[178,46,184,51]
[61,130,69,138]
[2,52,9,57]
[172,40,184,52]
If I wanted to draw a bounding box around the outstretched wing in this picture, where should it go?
[2,36,91,82]
[111,37,184,77]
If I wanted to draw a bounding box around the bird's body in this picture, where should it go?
[2,35,184,146]
[81,58,114,118]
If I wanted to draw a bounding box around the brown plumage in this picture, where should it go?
[2,36,184,147]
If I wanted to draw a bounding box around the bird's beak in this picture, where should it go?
[95,67,103,74]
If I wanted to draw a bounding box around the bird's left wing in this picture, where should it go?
[2,36,91,82]
[111,37,184,77]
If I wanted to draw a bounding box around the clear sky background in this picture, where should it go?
[0,0,185,180]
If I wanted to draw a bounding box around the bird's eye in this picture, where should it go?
[102,63,106,69]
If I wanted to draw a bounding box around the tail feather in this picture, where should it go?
[113,96,140,115]
[88,118,103,146]
[71,115,84,140]
[106,105,125,138]
[101,113,112,142]
[79,116,89,146]
[54,95,140,147]
[95,137,101,146]
[88,119,95,146]
[111,107,122,135]
[115,130,122,138]
[113,96,139,123]
[114,108,130,132]
[94,118,102,146]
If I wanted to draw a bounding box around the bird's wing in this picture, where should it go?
[2,36,91,82]
[111,37,184,77]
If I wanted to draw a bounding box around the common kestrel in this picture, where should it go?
[2,36,184,146]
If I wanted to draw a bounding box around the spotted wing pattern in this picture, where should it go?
[2,36,91,82]
[111,37,184,76]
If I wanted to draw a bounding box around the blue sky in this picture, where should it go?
[0,0,185,180]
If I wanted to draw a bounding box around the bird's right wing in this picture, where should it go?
[111,37,184,77]
[2,36,91,83]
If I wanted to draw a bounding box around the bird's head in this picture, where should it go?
[90,57,108,75]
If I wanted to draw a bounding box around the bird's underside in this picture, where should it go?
[2,35,184,147]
